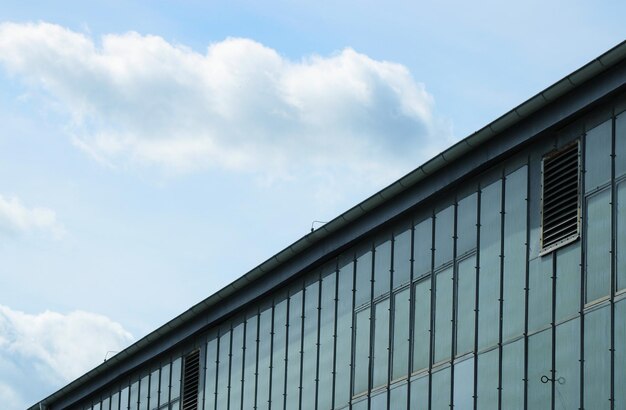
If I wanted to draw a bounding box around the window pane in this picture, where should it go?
[159,363,170,407]
[617,112,626,178]
[139,375,149,410]
[457,192,478,256]
[434,205,454,268]
[355,248,372,308]
[585,189,611,302]
[453,358,474,410]
[170,358,181,401]
[318,271,335,410]
[409,376,428,410]
[585,119,612,192]
[412,279,431,372]
[501,339,524,410]
[148,370,159,410]
[257,308,272,410]
[615,299,626,408]
[434,266,453,363]
[130,381,139,410]
[374,237,392,298]
[456,255,476,356]
[584,306,610,410]
[102,398,110,410]
[370,391,387,409]
[555,242,581,322]
[555,318,580,410]
[111,392,119,410]
[286,288,303,410]
[242,313,258,410]
[478,180,502,350]
[502,167,527,342]
[527,329,551,410]
[353,306,371,395]
[373,298,390,388]
[431,367,451,410]
[392,287,410,380]
[271,299,287,410]
[230,322,244,410]
[334,262,353,408]
[389,383,407,410]
[476,349,498,410]
[414,218,432,277]
[528,255,553,333]
[120,386,129,410]
[617,181,626,291]
[302,279,319,410]
[217,329,231,410]
[204,338,217,410]
[393,227,412,289]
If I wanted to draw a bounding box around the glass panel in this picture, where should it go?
[204,339,217,410]
[453,358,474,410]
[528,255,552,334]
[272,300,288,410]
[585,119,612,192]
[103,398,110,410]
[555,242,581,322]
[170,357,181,401]
[130,381,139,410]
[457,192,478,256]
[393,227,412,288]
[617,112,626,177]
[409,376,428,410]
[434,205,454,268]
[434,266,453,363]
[334,262,353,408]
[392,287,410,380]
[584,306,610,410]
[617,181,626,291]
[286,288,303,410]
[351,399,367,410]
[139,375,149,410]
[615,299,626,408]
[159,363,170,407]
[501,339,524,410]
[554,318,580,410]
[478,179,502,350]
[373,298,390,388]
[389,383,407,410]
[230,322,244,410]
[242,313,258,410]
[476,349,498,410]
[170,400,179,410]
[412,279,430,372]
[149,370,159,410]
[94,403,102,410]
[355,248,372,308]
[257,308,272,410]
[353,306,371,395]
[502,167,527,342]
[217,329,231,410]
[413,218,433,277]
[585,189,611,303]
[302,279,319,410]
[431,366,451,410]
[374,237,392,298]
[370,391,387,409]
[456,255,476,356]
[111,392,120,410]
[318,271,335,410]
[120,386,129,410]
[527,329,551,410]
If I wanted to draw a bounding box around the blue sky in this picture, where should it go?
[0,1,624,408]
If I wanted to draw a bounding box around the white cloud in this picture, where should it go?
[0,194,64,238]
[0,305,134,409]
[0,22,453,184]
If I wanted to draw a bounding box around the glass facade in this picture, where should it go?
[73,105,626,410]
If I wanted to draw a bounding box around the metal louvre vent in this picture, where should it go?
[541,142,580,252]
[181,349,201,410]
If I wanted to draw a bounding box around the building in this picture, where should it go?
[31,40,626,410]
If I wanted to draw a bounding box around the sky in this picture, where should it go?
[0,1,624,408]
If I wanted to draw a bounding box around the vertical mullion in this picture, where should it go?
[498,173,506,410]
[283,296,290,410]
[580,131,587,410]
[474,189,482,410]
[269,304,275,410]
[368,244,375,409]
[551,251,557,410]
[332,260,339,410]
[349,252,357,407]
[450,200,458,409]
[298,284,306,410]
[428,212,435,410]
[387,233,395,410]
[611,113,617,410]
[315,273,322,410]
[407,222,416,410]
[524,158,531,410]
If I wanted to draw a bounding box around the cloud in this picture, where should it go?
[0,194,65,239]
[0,305,134,409]
[0,22,453,183]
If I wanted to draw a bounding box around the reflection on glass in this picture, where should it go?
[139,375,149,410]
[412,279,430,372]
[257,309,272,410]
[302,280,319,410]
[431,367,451,410]
[617,182,626,291]
[457,193,478,256]
[456,255,476,356]
[170,358,181,400]
[129,381,139,410]
[373,298,390,388]
[453,358,474,410]
[355,248,372,308]
[335,263,353,408]
[374,238,392,298]
[393,227,412,288]
[477,349,498,410]
[434,266,453,363]
[318,272,336,410]
[286,289,303,410]
[585,189,611,303]
[148,369,159,410]
[585,119,612,192]
[434,205,454,268]
[111,392,119,410]
[230,322,244,410]
[409,376,428,410]
[389,383,407,410]
[217,329,231,410]
[617,112,626,177]
[584,306,610,410]
[159,363,170,407]
[120,386,129,410]
[392,287,410,380]
[354,307,371,395]
[242,313,258,410]
[413,218,432,277]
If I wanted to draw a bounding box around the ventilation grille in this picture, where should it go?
[181,349,201,410]
[541,142,580,252]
